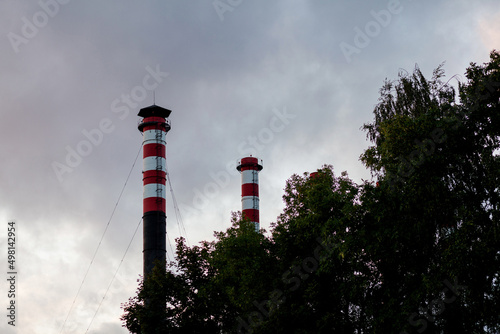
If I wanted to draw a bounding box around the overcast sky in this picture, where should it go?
[0,0,498,333]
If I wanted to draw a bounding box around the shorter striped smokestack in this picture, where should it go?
[236,156,263,231]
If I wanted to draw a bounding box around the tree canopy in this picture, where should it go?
[122,51,500,333]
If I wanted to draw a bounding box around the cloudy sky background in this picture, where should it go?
[0,0,499,333]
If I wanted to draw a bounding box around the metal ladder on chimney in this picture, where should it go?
[252,170,258,220]
[155,129,163,205]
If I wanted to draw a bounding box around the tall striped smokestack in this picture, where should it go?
[138,104,171,277]
[236,156,263,231]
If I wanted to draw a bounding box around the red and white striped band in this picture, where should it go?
[141,116,167,214]
[237,157,262,225]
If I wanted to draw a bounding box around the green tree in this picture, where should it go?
[121,213,276,333]
[120,239,218,333]
[360,50,500,333]
[257,166,364,334]
[210,213,277,333]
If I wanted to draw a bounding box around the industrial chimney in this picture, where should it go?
[236,156,263,231]
[138,104,171,277]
